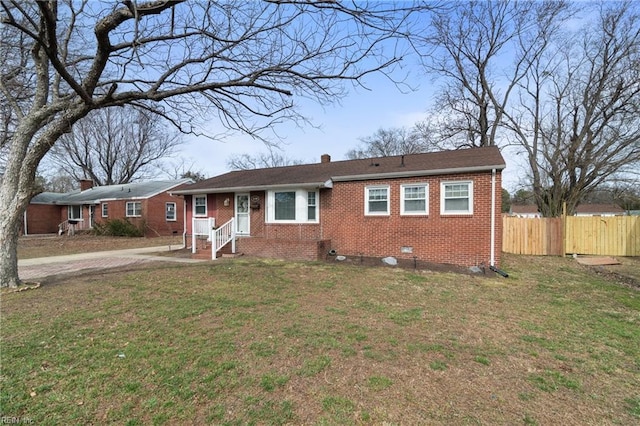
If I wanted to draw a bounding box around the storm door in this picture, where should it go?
[235,194,250,235]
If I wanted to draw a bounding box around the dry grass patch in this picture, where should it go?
[18,234,183,259]
[2,254,639,424]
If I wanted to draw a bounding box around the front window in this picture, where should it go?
[441,181,473,215]
[401,184,429,215]
[126,201,142,217]
[365,186,390,215]
[275,191,296,220]
[68,205,82,220]
[166,202,176,221]
[101,203,108,218]
[194,195,207,216]
[267,189,319,223]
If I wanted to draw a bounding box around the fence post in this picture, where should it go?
[562,202,567,257]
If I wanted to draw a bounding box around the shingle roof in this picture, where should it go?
[172,146,506,194]
[510,205,539,215]
[576,204,625,214]
[31,179,192,205]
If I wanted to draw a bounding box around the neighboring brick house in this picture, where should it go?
[172,146,506,268]
[23,179,191,237]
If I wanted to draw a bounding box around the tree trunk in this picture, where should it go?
[0,204,23,288]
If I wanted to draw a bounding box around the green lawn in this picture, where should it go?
[2,255,639,424]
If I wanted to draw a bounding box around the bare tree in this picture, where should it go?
[346,127,434,159]
[417,0,571,149]
[43,171,76,193]
[0,0,429,287]
[417,0,639,216]
[49,106,181,185]
[504,1,640,216]
[227,146,303,170]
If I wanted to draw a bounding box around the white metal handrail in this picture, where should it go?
[58,219,86,235]
[212,218,235,260]
[191,217,215,253]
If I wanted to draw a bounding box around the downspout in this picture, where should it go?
[182,195,187,249]
[490,169,496,267]
[23,210,28,236]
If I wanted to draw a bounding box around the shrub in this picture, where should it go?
[93,219,144,237]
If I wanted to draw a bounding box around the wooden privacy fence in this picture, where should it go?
[503,216,640,256]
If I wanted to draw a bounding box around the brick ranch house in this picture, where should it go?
[172,146,506,268]
[23,179,191,237]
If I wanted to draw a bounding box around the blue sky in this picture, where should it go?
[180,70,523,191]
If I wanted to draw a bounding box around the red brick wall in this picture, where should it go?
[322,171,502,267]
[24,204,62,234]
[187,170,503,268]
[93,193,186,237]
[236,238,330,261]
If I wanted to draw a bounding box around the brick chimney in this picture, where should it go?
[320,154,331,163]
[79,179,94,191]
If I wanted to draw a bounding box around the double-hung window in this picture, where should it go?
[401,184,429,215]
[365,186,390,215]
[267,189,319,223]
[194,195,207,216]
[166,202,176,221]
[307,192,317,221]
[101,203,108,218]
[126,201,142,217]
[441,181,473,215]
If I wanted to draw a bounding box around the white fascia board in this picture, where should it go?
[331,165,506,182]
[171,181,332,195]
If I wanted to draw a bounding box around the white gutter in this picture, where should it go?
[171,181,332,195]
[490,168,496,267]
[332,164,506,183]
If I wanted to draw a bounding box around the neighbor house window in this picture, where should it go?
[266,189,319,223]
[166,202,176,221]
[194,195,207,216]
[101,203,108,218]
[68,205,82,220]
[441,181,473,215]
[307,191,317,221]
[126,201,142,217]
[401,184,429,215]
[365,186,390,215]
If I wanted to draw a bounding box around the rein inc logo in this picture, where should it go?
[1,417,34,424]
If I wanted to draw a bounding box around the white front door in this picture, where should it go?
[235,194,250,235]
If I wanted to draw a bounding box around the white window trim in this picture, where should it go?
[194,194,207,217]
[401,183,429,216]
[126,201,142,217]
[365,185,390,216]
[101,203,108,218]
[68,205,82,220]
[166,202,177,221]
[266,189,320,224]
[440,180,474,215]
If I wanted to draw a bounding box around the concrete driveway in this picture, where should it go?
[18,246,204,281]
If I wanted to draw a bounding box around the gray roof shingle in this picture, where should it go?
[31,179,192,205]
[172,146,506,194]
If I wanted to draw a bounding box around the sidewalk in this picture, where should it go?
[18,246,204,281]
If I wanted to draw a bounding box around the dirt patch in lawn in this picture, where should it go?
[585,256,640,290]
